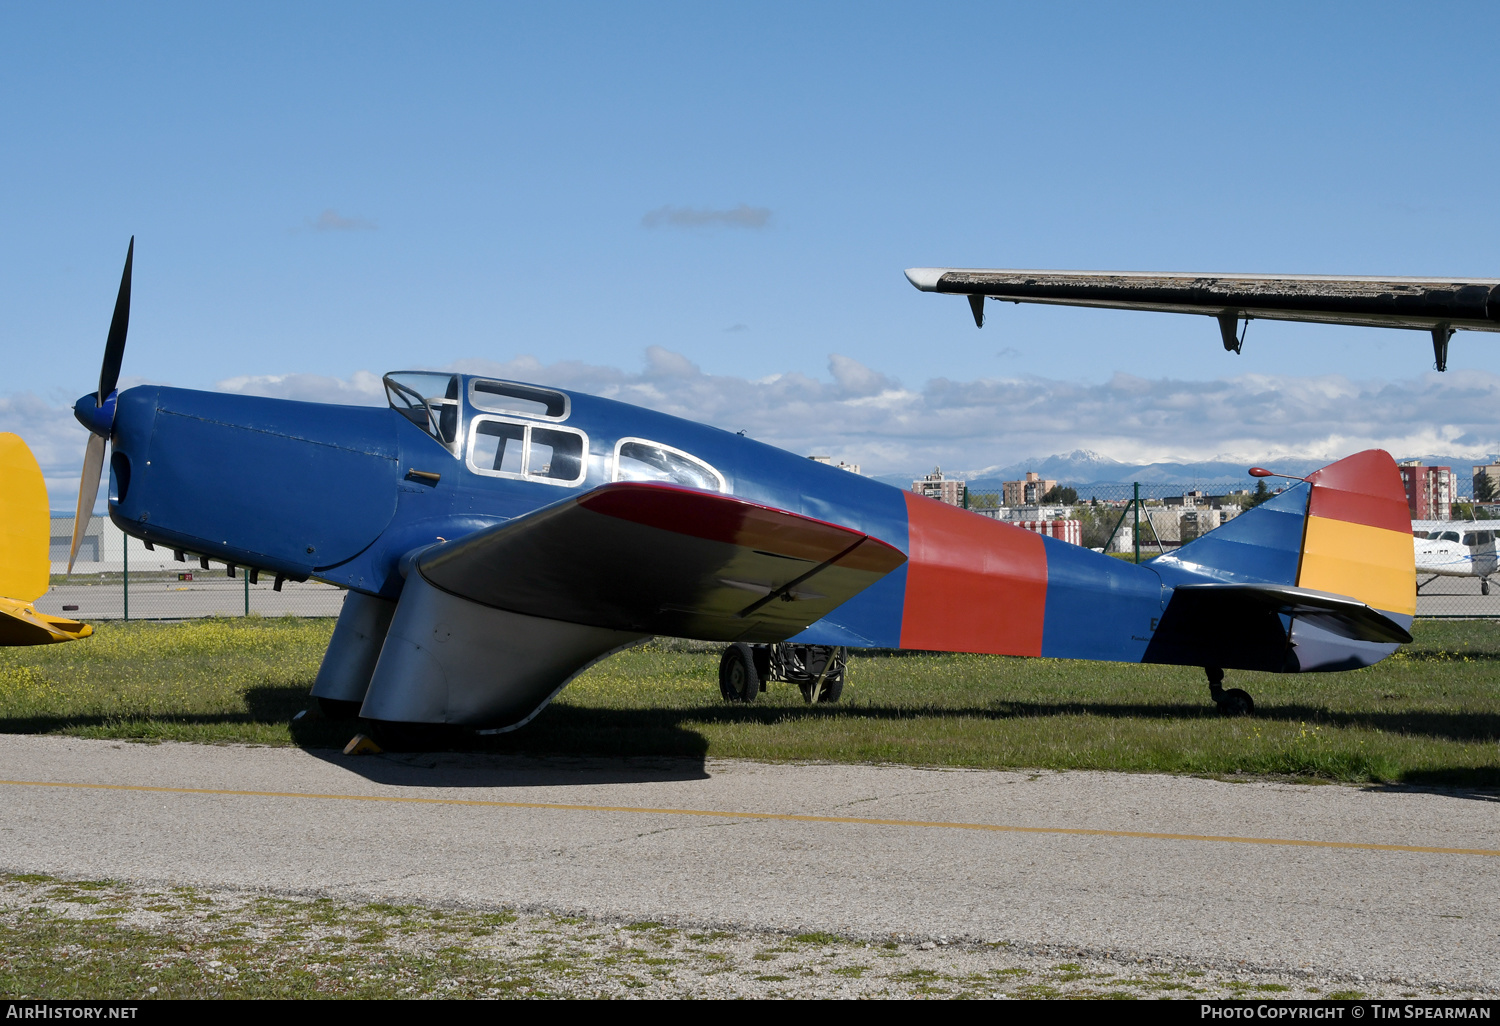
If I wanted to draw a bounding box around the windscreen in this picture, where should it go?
[384,372,460,449]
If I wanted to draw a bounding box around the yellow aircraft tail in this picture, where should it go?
[0,433,92,645]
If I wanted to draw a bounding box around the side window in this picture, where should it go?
[472,420,525,475]
[468,379,569,420]
[612,439,727,493]
[530,427,584,482]
[467,416,587,486]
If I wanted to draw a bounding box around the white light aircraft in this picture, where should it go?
[1413,521,1498,595]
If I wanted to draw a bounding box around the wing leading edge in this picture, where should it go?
[416,482,907,643]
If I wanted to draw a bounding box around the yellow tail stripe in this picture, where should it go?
[1298,516,1417,616]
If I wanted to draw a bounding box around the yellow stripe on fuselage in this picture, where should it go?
[1298,516,1416,616]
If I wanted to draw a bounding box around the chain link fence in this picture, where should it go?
[37,516,345,622]
[973,480,1499,619]
[36,485,1498,623]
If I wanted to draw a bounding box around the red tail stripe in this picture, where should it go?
[1306,486,1412,533]
[1305,450,1412,533]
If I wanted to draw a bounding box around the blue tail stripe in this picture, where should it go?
[1150,482,1310,588]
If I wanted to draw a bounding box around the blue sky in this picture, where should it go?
[4,2,1500,504]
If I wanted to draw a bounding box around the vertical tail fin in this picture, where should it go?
[0,433,50,606]
[1147,450,1415,672]
[1296,450,1416,618]
[0,433,93,646]
[1157,449,1415,618]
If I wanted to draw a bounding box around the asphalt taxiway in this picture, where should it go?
[0,735,1495,988]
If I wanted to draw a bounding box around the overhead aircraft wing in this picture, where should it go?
[906,267,1500,365]
[415,482,907,643]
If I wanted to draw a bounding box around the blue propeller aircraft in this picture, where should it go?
[69,242,1428,744]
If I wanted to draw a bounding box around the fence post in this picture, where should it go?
[1133,482,1141,564]
[122,530,128,622]
[244,567,249,616]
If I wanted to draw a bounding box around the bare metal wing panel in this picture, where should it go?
[906,267,1500,333]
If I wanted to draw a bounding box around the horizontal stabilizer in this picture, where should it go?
[417,482,907,643]
[0,596,93,646]
[1170,583,1412,645]
[906,268,1500,334]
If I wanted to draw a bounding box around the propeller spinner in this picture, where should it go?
[68,237,133,572]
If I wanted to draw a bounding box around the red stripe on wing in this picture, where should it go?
[577,482,905,573]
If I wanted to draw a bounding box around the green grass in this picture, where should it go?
[0,618,1498,784]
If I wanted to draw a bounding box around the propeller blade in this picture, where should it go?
[68,434,107,574]
[98,237,133,403]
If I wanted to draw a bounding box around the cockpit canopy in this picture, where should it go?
[383,370,730,494]
[384,372,461,453]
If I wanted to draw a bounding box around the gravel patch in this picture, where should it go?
[0,873,1490,1000]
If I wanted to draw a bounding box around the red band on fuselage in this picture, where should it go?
[899,493,1047,655]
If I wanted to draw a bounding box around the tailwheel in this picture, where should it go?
[719,643,760,703]
[1206,666,1254,717]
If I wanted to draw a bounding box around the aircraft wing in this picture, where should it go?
[415,482,907,643]
[906,267,1500,338]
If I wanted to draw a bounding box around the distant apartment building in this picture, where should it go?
[1398,461,1457,520]
[1010,519,1082,545]
[1474,460,1500,504]
[911,467,966,507]
[807,455,861,475]
[1002,471,1057,507]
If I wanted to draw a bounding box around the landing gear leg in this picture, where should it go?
[1206,666,1254,716]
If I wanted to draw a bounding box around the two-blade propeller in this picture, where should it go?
[68,237,133,573]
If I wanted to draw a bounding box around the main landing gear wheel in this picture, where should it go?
[719,643,761,703]
[317,697,361,721]
[797,648,846,704]
[1206,666,1254,717]
[1484,579,1491,597]
[367,720,465,752]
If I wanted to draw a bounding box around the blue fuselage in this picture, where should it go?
[106,379,914,626]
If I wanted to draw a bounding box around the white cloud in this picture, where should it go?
[640,204,771,229]
[307,209,378,232]
[215,371,387,406]
[9,354,1500,512]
